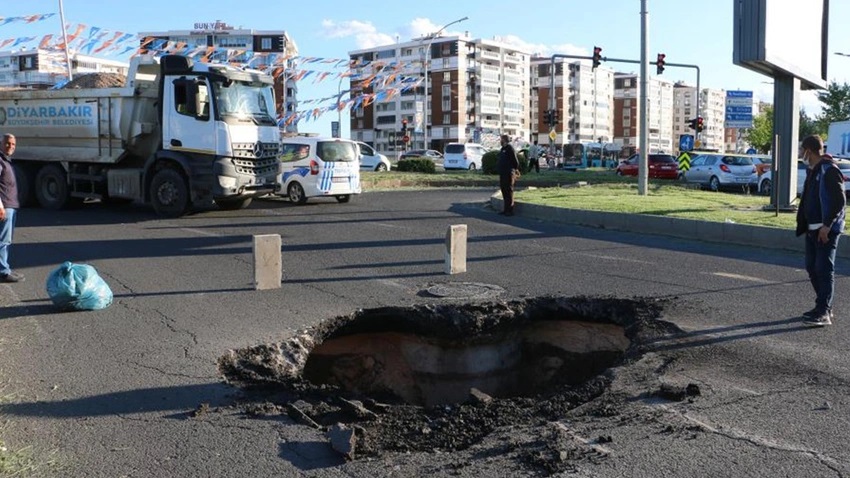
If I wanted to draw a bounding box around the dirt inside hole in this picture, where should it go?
[218,296,680,472]
[303,320,629,407]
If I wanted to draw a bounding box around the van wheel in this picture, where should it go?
[35,164,71,210]
[288,182,307,204]
[468,163,477,171]
[336,195,351,203]
[150,167,190,217]
[375,163,388,172]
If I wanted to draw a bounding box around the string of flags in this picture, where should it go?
[0,15,431,126]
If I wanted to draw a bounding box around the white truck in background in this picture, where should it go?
[0,54,281,216]
[826,120,850,160]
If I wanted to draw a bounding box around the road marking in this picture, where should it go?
[179,228,222,237]
[710,272,772,283]
[575,252,653,264]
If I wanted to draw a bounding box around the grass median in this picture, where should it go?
[361,169,797,230]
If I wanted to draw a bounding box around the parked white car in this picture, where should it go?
[443,142,488,170]
[356,142,391,172]
[759,160,850,197]
[681,153,758,191]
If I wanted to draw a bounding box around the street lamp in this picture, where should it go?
[336,74,345,138]
[423,16,468,150]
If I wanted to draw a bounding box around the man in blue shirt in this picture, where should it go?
[795,134,845,326]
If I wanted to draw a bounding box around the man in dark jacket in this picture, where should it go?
[497,134,520,216]
[795,134,845,326]
[0,133,23,283]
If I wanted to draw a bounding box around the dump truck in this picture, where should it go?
[0,54,281,216]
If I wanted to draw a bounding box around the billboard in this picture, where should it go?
[733,0,828,90]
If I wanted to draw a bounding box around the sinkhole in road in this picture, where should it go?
[219,296,669,407]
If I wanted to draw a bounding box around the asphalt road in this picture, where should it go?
[1,189,849,477]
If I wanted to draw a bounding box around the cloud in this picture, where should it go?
[322,17,585,58]
[321,19,396,49]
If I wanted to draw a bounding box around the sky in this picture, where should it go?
[4,0,849,138]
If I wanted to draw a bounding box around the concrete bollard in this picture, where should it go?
[253,234,282,290]
[445,224,467,275]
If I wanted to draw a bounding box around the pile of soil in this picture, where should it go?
[61,73,126,89]
[218,296,683,475]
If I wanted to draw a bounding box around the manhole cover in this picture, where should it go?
[423,282,505,299]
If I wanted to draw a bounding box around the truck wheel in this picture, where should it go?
[13,163,36,207]
[150,167,190,217]
[335,195,351,203]
[35,164,71,210]
[214,197,252,210]
[287,182,307,204]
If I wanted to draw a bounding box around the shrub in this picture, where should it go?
[482,151,499,175]
[396,158,436,174]
[482,149,528,175]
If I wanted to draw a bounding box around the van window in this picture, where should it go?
[445,144,465,154]
[317,141,357,162]
[280,143,310,162]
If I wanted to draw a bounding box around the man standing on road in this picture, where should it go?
[527,141,540,173]
[498,134,520,216]
[796,134,845,326]
[0,133,23,283]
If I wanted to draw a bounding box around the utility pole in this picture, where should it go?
[638,0,649,195]
[58,0,73,81]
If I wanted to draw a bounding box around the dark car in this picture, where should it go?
[616,153,679,179]
[399,149,444,167]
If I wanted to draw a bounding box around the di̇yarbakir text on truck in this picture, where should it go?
[0,55,282,217]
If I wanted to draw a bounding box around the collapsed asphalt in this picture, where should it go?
[218,296,690,474]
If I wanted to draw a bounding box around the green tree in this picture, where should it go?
[816,81,850,133]
[745,105,773,153]
[799,108,823,139]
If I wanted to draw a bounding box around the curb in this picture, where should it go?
[489,193,850,259]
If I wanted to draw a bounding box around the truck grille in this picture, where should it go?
[232,141,281,160]
[233,156,280,176]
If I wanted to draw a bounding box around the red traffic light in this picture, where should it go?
[402,119,408,125]
[592,46,602,69]
[656,53,666,74]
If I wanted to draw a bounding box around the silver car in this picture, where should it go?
[683,154,758,191]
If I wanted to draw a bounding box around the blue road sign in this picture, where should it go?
[746,147,757,155]
[679,134,695,152]
[725,90,754,128]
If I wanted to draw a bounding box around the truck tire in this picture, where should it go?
[150,167,190,217]
[13,163,36,207]
[35,164,71,210]
[335,195,351,203]
[214,197,252,210]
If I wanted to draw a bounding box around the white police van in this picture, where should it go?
[278,135,361,204]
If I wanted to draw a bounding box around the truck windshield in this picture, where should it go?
[212,81,277,126]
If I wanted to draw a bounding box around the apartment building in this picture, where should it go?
[140,21,299,131]
[0,48,128,89]
[348,34,530,155]
[529,58,614,149]
[613,74,674,153]
[671,83,726,152]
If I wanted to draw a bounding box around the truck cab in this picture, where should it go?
[3,55,281,216]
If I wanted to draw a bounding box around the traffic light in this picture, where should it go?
[555,109,561,124]
[401,118,408,134]
[696,116,704,132]
[656,53,666,75]
[687,118,697,130]
[592,46,602,69]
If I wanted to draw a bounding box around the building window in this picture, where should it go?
[443,113,451,124]
[261,37,272,50]
[443,127,451,139]
[442,99,451,110]
[623,119,631,127]
[443,72,451,82]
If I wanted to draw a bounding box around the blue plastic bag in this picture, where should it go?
[46,261,113,311]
